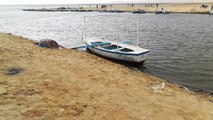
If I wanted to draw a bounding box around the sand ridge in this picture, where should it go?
[0,33,212,120]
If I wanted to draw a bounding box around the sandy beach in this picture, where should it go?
[0,33,213,119]
[20,3,213,14]
[87,3,213,13]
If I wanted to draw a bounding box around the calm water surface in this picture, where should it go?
[0,5,213,92]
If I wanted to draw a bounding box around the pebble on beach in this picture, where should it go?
[0,87,7,95]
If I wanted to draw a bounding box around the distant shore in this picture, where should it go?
[0,33,213,119]
[22,3,213,14]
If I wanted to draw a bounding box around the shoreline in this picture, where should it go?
[21,3,213,14]
[0,33,213,119]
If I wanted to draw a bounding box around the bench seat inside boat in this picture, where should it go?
[102,45,122,50]
[119,48,134,52]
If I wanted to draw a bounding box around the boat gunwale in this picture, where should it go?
[87,44,150,56]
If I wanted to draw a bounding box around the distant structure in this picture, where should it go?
[145,4,154,7]
[200,4,208,9]
[101,5,107,9]
[128,4,134,7]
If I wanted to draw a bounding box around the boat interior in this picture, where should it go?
[91,41,134,52]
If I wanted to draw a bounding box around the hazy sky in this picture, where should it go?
[0,0,213,5]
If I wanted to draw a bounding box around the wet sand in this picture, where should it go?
[0,33,212,119]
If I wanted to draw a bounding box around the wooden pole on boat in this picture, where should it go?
[84,16,87,41]
[114,18,119,49]
[136,21,139,46]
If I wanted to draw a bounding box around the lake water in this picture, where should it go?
[0,5,213,93]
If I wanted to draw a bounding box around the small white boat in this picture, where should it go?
[210,10,213,15]
[81,16,149,63]
[210,5,213,15]
[132,9,146,14]
[155,8,170,14]
[85,37,149,63]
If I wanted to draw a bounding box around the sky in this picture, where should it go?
[0,0,213,5]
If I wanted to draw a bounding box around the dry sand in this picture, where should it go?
[0,33,213,120]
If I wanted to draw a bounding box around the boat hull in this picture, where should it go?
[155,11,170,14]
[87,47,148,63]
[132,10,146,14]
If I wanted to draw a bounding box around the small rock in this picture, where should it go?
[20,109,28,114]
[41,116,49,120]
[38,39,60,49]
[59,108,65,113]
[43,79,52,83]
[0,87,7,95]
[6,68,24,75]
